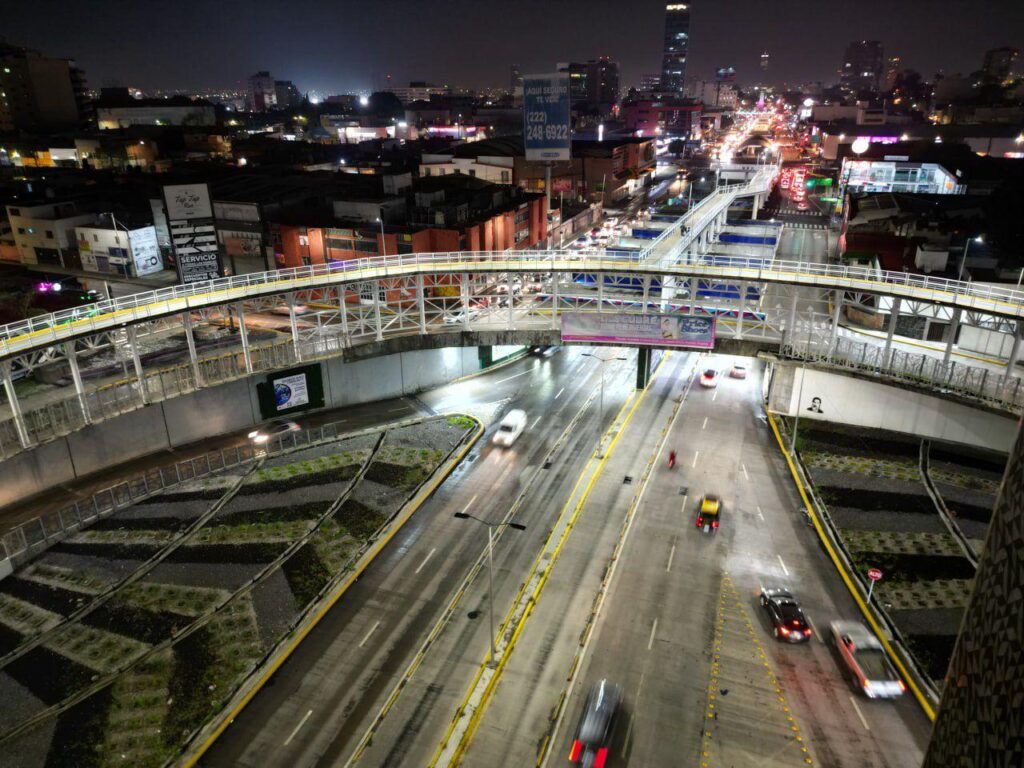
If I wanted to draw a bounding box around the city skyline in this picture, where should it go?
[3,0,1023,94]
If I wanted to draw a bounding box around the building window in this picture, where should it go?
[422,167,431,176]
[45,230,53,239]
[93,234,99,242]
[298,235,309,246]
[501,171,510,183]
[17,228,25,235]
[9,209,19,216]
[354,239,378,254]
[469,169,476,177]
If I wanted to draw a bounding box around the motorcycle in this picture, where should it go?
[668,450,677,469]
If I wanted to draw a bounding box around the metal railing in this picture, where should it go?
[0,420,348,570]
[783,333,1024,412]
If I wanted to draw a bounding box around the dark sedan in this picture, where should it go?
[760,586,812,643]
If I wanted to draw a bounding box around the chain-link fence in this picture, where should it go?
[783,332,1024,412]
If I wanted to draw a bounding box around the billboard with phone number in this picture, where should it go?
[560,313,715,349]
[523,73,571,162]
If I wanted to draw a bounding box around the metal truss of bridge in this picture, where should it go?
[1,167,1022,461]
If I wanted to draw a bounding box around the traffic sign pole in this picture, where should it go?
[867,567,883,602]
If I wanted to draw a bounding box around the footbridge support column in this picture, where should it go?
[1,361,32,450]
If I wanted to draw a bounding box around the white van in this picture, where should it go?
[493,409,527,447]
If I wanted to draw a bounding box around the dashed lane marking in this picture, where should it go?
[849,696,871,731]
[358,620,381,649]
[414,548,437,575]
[283,709,313,746]
[778,555,790,576]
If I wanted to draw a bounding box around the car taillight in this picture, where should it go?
[805,627,812,636]
[780,626,790,635]
[898,680,906,692]
[712,520,719,530]
[696,516,704,528]
[594,747,609,768]
[569,740,582,761]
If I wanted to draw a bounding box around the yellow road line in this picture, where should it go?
[765,411,936,721]
[429,354,670,767]
[180,417,485,767]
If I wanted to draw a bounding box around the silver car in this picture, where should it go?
[829,620,906,699]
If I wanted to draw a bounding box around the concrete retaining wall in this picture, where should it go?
[768,363,1019,452]
[0,346,484,510]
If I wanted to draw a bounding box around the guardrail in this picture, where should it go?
[0,420,347,571]
[782,334,1024,413]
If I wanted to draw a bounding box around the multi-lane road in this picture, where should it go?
[203,346,641,767]
[200,345,932,768]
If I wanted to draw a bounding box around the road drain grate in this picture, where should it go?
[678,486,689,496]
[543,460,552,469]
[623,476,633,485]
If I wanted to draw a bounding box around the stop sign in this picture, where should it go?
[867,568,883,581]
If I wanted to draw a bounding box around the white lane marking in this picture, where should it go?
[283,709,314,746]
[849,695,871,731]
[358,621,381,649]
[712,388,718,401]
[702,416,708,430]
[636,671,646,700]
[493,368,533,385]
[666,544,676,572]
[460,494,479,514]
[681,494,688,513]
[777,555,790,576]
[692,451,699,468]
[530,416,543,430]
[414,548,436,575]
[806,615,823,644]
[742,463,749,480]
[756,505,765,521]
[647,618,658,651]
[555,386,565,399]
[622,713,634,757]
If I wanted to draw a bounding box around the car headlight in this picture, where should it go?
[253,434,269,443]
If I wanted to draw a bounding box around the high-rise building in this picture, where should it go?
[510,64,522,91]
[884,56,901,91]
[839,40,884,93]
[660,3,691,95]
[0,43,88,131]
[587,57,620,107]
[760,52,770,74]
[557,62,590,104]
[981,47,1019,82]
[274,80,302,109]
[640,73,661,92]
[248,71,277,112]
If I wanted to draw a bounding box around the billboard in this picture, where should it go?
[523,73,571,162]
[561,313,715,349]
[164,183,222,284]
[256,364,326,419]
[128,227,163,277]
[163,183,213,220]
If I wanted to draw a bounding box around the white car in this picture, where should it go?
[248,418,300,444]
[829,621,906,699]
[443,308,481,325]
[492,409,527,447]
[699,369,718,388]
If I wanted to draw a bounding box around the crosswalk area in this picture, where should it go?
[784,221,828,231]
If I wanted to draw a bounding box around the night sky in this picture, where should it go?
[4,0,1023,94]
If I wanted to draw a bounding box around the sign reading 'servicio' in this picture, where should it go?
[163,183,223,284]
[561,313,715,349]
[523,73,571,162]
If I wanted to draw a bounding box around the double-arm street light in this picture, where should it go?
[453,512,527,666]
[582,351,629,458]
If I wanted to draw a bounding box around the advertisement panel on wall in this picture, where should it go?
[560,313,715,349]
[128,227,163,277]
[256,363,326,419]
[523,73,571,162]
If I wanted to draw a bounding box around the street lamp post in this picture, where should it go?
[377,213,387,258]
[582,351,628,458]
[453,512,526,666]
[957,235,984,282]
